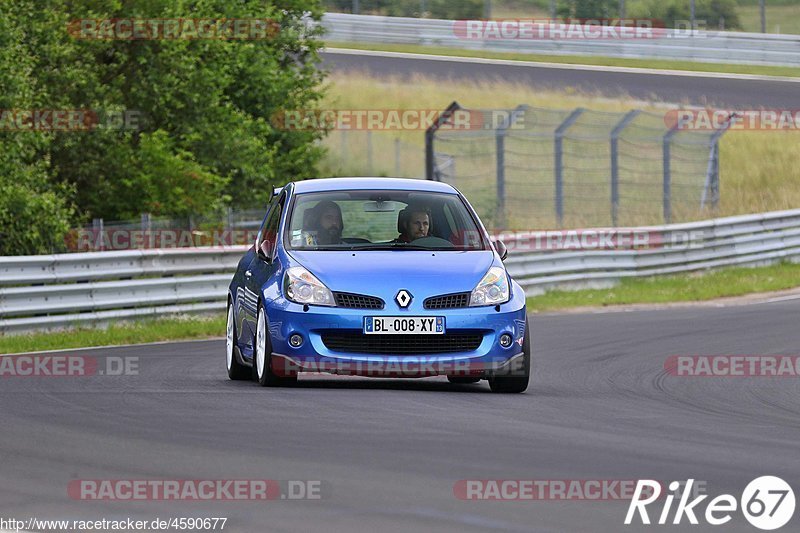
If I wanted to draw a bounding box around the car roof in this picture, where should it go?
[290,177,459,195]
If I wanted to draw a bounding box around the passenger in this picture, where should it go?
[312,200,344,245]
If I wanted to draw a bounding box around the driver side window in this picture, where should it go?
[258,195,284,259]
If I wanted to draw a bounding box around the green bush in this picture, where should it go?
[0,0,327,255]
[0,182,73,256]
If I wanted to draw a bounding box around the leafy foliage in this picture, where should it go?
[0,0,326,254]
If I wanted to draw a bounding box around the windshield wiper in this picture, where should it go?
[348,243,432,251]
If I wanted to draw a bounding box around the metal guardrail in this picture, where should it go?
[322,13,800,67]
[2,209,800,333]
[506,208,800,294]
[0,248,246,333]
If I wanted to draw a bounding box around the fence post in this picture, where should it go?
[492,105,529,231]
[702,118,731,210]
[366,130,373,175]
[711,139,720,208]
[141,212,151,249]
[395,137,401,176]
[425,101,463,181]
[610,110,640,227]
[662,126,679,224]
[496,130,505,229]
[92,217,104,252]
[554,108,585,227]
[340,130,347,167]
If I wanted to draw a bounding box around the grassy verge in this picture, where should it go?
[326,42,800,79]
[726,5,800,35]
[527,261,800,312]
[0,314,225,355]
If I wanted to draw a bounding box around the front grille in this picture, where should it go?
[334,292,384,309]
[424,292,470,309]
[321,332,483,355]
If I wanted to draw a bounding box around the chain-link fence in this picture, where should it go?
[64,208,267,253]
[427,102,729,230]
[320,130,424,178]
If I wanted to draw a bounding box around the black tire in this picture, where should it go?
[253,305,297,387]
[488,318,531,393]
[447,376,481,384]
[226,302,250,380]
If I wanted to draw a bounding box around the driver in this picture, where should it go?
[395,205,431,243]
[312,200,344,245]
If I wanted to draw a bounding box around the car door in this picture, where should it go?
[235,198,274,354]
[242,192,286,343]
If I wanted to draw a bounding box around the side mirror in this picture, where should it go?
[257,240,273,263]
[494,239,508,261]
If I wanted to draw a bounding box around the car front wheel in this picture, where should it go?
[254,305,297,387]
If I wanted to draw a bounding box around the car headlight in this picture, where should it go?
[470,266,509,306]
[284,266,335,306]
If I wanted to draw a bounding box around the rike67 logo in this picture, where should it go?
[625,477,795,530]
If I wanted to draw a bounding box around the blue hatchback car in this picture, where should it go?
[226,177,530,393]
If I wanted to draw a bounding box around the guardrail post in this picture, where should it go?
[610,110,640,227]
[425,101,462,181]
[554,108,585,227]
[662,126,679,224]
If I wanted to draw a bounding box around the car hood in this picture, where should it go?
[288,250,496,299]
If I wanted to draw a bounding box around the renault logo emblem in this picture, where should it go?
[395,290,412,308]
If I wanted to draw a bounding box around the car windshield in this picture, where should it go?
[285,189,488,251]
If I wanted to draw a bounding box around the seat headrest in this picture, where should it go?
[302,206,319,232]
[397,208,410,233]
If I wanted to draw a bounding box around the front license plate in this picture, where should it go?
[364,316,445,335]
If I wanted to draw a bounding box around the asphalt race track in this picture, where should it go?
[2,300,799,532]
[322,50,800,108]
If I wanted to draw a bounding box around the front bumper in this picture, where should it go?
[264,295,527,378]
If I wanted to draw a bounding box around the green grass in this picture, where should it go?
[738,5,800,34]
[0,314,225,355]
[326,41,800,78]
[527,261,800,311]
